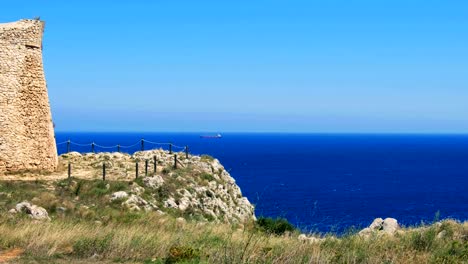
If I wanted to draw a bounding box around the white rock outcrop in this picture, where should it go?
[359,217,400,237]
[143,175,164,189]
[13,201,50,220]
[122,194,156,212]
[110,191,128,201]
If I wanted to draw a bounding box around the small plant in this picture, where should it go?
[200,155,214,162]
[73,180,83,196]
[156,186,171,200]
[162,167,171,174]
[165,245,200,264]
[409,227,437,251]
[200,173,215,182]
[91,181,109,196]
[255,217,296,235]
[109,181,128,192]
[434,210,441,223]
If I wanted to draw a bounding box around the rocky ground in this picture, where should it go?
[0,149,255,224]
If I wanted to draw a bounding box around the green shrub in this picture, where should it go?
[410,227,437,251]
[110,181,128,192]
[256,217,296,235]
[200,173,215,182]
[73,180,84,196]
[200,155,214,162]
[431,241,468,263]
[134,177,144,187]
[165,245,200,264]
[156,186,171,200]
[162,167,172,174]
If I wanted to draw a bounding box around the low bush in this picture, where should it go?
[200,155,214,162]
[256,217,296,235]
[165,245,200,264]
[200,173,215,182]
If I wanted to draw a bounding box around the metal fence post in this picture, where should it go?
[91,142,95,153]
[136,162,139,179]
[68,163,71,179]
[103,162,106,181]
[174,154,178,169]
[117,144,120,153]
[169,143,172,154]
[185,146,189,159]
[141,139,144,151]
[145,159,148,176]
[153,156,157,173]
[67,140,71,153]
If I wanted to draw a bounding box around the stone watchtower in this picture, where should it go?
[0,19,57,173]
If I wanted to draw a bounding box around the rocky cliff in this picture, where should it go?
[5,149,256,224]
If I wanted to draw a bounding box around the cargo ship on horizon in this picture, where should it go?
[200,133,222,139]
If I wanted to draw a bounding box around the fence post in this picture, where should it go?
[68,163,71,179]
[91,142,95,153]
[141,139,144,151]
[185,146,189,159]
[67,140,71,153]
[117,144,120,152]
[102,162,106,181]
[145,160,148,176]
[153,156,157,173]
[169,143,172,154]
[135,162,139,179]
[174,154,178,169]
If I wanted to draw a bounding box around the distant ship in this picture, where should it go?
[200,133,222,139]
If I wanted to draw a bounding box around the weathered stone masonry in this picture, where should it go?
[0,19,57,173]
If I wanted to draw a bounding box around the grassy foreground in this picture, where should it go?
[0,214,466,263]
[0,179,466,263]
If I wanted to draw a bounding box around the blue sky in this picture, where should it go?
[2,1,467,132]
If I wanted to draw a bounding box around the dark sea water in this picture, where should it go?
[55,132,468,233]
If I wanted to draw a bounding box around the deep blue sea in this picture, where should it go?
[55,133,468,233]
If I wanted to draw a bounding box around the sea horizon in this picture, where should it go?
[55,132,468,233]
[55,131,468,135]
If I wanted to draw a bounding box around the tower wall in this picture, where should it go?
[0,19,57,173]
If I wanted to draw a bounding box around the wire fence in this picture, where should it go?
[58,139,190,180]
[56,139,188,155]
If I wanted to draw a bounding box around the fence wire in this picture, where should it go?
[59,139,188,153]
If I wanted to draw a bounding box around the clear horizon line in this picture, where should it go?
[54,130,468,135]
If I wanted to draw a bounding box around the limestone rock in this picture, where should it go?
[14,201,50,220]
[369,218,384,230]
[130,183,145,195]
[382,218,399,234]
[143,176,164,189]
[164,197,178,209]
[123,194,156,212]
[359,217,400,237]
[177,197,191,211]
[110,191,128,201]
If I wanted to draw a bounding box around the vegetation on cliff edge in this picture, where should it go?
[0,180,467,263]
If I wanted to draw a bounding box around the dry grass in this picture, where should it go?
[0,214,466,263]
